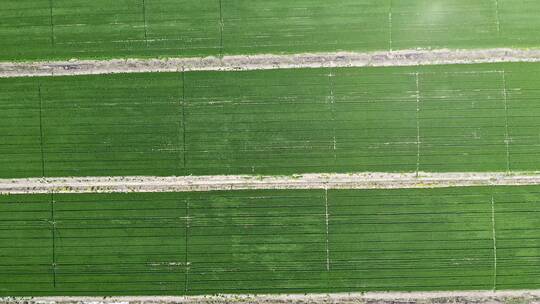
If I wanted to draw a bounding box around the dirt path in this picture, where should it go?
[4,290,540,304]
[2,172,540,194]
[2,48,540,78]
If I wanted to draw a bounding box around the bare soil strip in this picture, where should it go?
[3,172,540,194]
[2,48,540,78]
[4,290,540,304]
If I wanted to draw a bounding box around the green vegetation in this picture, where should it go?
[0,78,43,178]
[3,0,540,297]
[41,73,183,177]
[2,0,540,61]
[2,185,538,295]
[1,73,182,177]
[2,62,540,178]
[418,69,507,171]
[492,186,540,289]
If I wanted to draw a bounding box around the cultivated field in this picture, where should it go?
[3,0,540,301]
[1,186,538,295]
[2,0,540,60]
[2,62,540,178]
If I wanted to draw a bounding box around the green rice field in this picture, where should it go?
[1,185,538,295]
[3,0,540,297]
[2,0,540,61]
[2,62,540,178]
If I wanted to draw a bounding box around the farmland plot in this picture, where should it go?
[0,79,43,178]
[2,0,540,61]
[2,63,540,178]
[0,73,183,178]
[38,73,184,177]
[1,186,538,295]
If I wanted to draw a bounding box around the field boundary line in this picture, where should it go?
[4,172,540,194]
[388,0,393,51]
[415,72,421,177]
[491,196,498,291]
[500,69,511,173]
[50,193,57,288]
[3,48,540,78]
[327,69,336,160]
[180,70,187,171]
[37,81,46,177]
[6,290,540,304]
[48,0,55,47]
[218,0,224,55]
[184,198,190,293]
[495,0,501,34]
[324,188,330,271]
[142,0,149,46]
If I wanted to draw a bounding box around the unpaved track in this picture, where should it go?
[2,48,540,78]
[4,290,540,304]
[3,172,540,194]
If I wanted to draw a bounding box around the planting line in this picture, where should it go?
[3,48,540,78]
[4,290,540,304]
[3,172,540,194]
